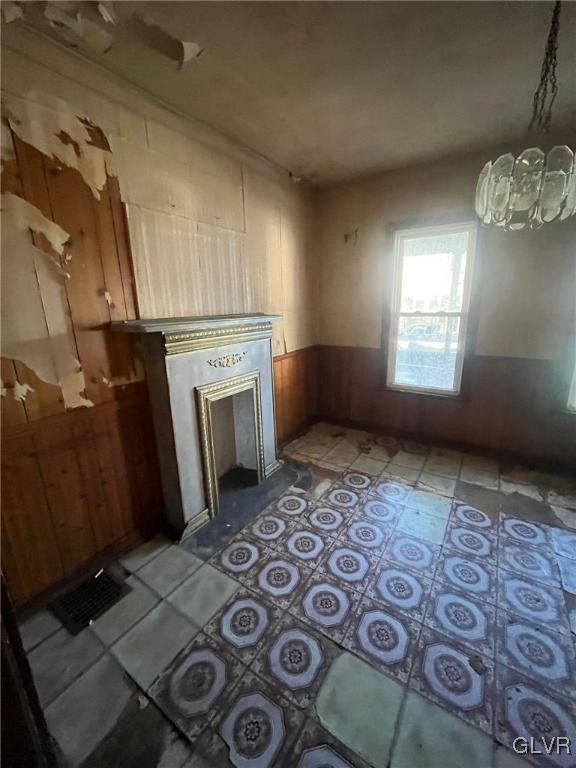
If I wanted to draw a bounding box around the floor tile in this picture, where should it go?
[316,651,405,768]
[19,609,61,652]
[462,454,499,474]
[304,504,351,536]
[203,586,283,664]
[81,691,192,768]
[120,535,172,573]
[320,541,379,593]
[495,611,576,700]
[436,549,497,605]
[499,541,561,588]
[385,531,441,577]
[494,744,535,768]
[289,571,360,643]
[445,521,497,562]
[111,602,199,689]
[365,561,433,621]
[451,501,497,530]
[148,631,244,741]
[276,526,330,568]
[245,513,292,547]
[409,626,494,734]
[417,472,456,497]
[494,665,576,768]
[138,546,204,597]
[323,484,363,510]
[372,480,413,504]
[406,489,452,519]
[356,496,403,527]
[350,455,388,476]
[274,491,313,518]
[323,443,361,468]
[381,466,421,484]
[341,470,376,493]
[424,581,496,657]
[245,552,312,609]
[29,627,104,706]
[549,527,576,561]
[250,612,340,709]
[391,690,493,768]
[212,668,305,768]
[395,507,448,545]
[496,574,571,636]
[91,575,159,646]
[167,564,239,627]
[500,516,550,549]
[389,451,426,470]
[550,506,576,531]
[44,654,133,767]
[557,555,576,595]
[342,595,422,684]
[209,537,271,582]
[288,717,372,768]
[459,466,499,490]
[547,489,576,511]
[500,479,545,502]
[423,455,461,479]
[338,518,393,553]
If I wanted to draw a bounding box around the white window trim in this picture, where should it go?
[568,360,576,413]
[386,221,477,397]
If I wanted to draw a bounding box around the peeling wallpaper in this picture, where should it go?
[2,33,315,398]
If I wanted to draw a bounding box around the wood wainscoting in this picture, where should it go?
[1,135,162,607]
[2,391,162,606]
[317,345,576,468]
[273,347,318,446]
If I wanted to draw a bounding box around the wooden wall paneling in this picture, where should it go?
[273,357,285,445]
[108,177,137,320]
[9,137,68,420]
[71,413,124,552]
[1,435,64,604]
[42,157,115,405]
[315,345,576,467]
[1,359,27,428]
[34,424,98,573]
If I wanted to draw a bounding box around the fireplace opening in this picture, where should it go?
[211,389,259,496]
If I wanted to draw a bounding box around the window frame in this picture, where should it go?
[386,220,478,397]
[567,360,576,413]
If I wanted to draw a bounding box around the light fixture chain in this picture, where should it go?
[528,0,561,132]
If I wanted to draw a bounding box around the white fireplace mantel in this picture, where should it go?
[111,313,281,537]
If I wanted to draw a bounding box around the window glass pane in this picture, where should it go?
[568,363,576,412]
[400,231,469,312]
[394,316,461,391]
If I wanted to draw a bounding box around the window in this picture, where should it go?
[387,222,477,395]
[568,362,576,412]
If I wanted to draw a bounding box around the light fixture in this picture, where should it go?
[475,1,575,230]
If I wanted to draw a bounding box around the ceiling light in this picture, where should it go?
[475,1,575,230]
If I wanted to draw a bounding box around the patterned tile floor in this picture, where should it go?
[20,423,576,768]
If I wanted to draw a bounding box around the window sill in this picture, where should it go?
[383,384,462,400]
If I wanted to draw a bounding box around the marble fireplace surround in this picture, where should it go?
[111,314,282,537]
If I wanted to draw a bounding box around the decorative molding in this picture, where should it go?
[207,352,247,368]
[166,324,272,355]
[196,371,266,520]
[180,508,211,541]
[265,459,283,477]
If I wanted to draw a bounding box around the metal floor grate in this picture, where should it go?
[49,570,131,635]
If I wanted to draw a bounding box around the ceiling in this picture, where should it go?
[14,1,576,183]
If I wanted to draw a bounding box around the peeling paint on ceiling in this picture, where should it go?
[5,1,576,183]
